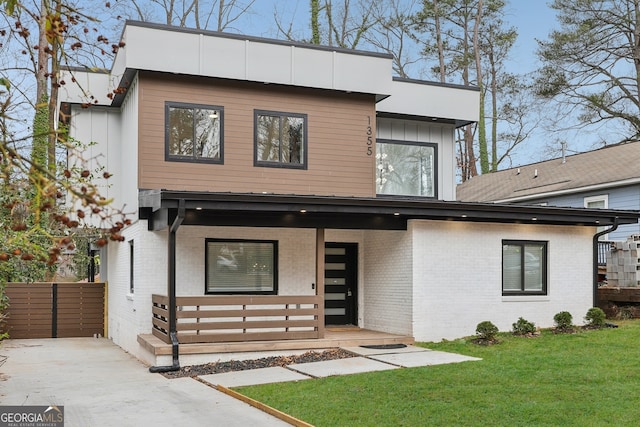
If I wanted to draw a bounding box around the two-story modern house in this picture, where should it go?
[60,21,639,368]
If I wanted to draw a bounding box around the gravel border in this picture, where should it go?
[161,348,355,379]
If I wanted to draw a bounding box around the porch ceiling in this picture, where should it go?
[139,190,640,231]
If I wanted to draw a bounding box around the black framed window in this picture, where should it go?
[254,110,307,168]
[205,239,278,294]
[166,102,223,163]
[376,139,437,197]
[502,240,548,295]
[129,240,134,294]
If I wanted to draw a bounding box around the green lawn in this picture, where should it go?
[236,321,640,426]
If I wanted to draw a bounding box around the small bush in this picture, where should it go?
[584,307,606,328]
[553,311,574,332]
[475,321,499,341]
[512,317,536,335]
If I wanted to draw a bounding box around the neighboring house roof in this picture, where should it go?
[456,140,640,203]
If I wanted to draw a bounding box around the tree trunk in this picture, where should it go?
[489,49,498,171]
[474,0,487,174]
[36,0,48,106]
[434,0,446,83]
[311,0,321,44]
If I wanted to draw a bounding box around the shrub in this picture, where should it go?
[512,317,536,335]
[585,307,606,328]
[475,321,499,341]
[553,311,573,331]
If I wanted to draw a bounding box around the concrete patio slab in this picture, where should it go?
[200,366,311,387]
[288,356,398,378]
[368,350,482,368]
[342,344,430,356]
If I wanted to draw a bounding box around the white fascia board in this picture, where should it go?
[377,79,479,123]
[113,23,393,96]
[59,70,112,106]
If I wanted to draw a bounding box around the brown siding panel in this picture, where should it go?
[138,72,377,197]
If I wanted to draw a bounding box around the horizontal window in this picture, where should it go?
[376,140,437,197]
[205,239,278,294]
[502,240,547,296]
[255,110,307,169]
[166,102,223,163]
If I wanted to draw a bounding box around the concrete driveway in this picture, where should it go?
[0,338,290,427]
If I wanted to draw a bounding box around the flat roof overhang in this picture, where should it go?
[139,190,640,231]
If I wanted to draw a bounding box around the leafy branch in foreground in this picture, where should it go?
[0,0,131,284]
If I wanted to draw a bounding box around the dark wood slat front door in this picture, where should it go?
[324,243,358,326]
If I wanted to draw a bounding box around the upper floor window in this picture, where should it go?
[584,195,608,209]
[376,140,437,197]
[166,102,223,163]
[502,240,548,296]
[255,110,307,169]
[584,194,609,238]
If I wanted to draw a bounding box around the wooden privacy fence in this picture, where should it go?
[3,282,106,339]
[152,294,322,344]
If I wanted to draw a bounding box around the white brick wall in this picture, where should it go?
[108,224,322,361]
[362,229,414,335]
[409,220,595,342]
[106,221,167,363]
[107,219,596,361]
[175,226,317,296]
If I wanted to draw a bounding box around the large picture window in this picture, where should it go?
[376,140,437,197]
[255,110,307,168]
[205,239,278,294]
[166,102,223,163]
[502,240,547,295]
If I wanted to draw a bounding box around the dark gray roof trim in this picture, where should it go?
[376,111,474,129]
[139,190,639,231]
[392,77,481,92]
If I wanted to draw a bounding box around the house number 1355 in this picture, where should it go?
[366,116,373,156]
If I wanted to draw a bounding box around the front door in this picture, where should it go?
[324,243,358,326]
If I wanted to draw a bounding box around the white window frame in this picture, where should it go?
[584,194,609,238]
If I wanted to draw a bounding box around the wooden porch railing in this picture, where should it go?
[151,294,322,344]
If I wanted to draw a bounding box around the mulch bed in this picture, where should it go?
[161,348,355,379]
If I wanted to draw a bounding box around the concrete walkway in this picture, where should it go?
[0,339,481,426]
[200,344,481,387]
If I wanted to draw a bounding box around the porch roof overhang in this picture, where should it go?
[138,190,640,231]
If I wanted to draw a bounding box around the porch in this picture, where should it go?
[143,293,413,360]
[138,328,414,358]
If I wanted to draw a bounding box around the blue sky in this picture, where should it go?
[245,0,558,74]
[106,0,594,168]
[240,0,563,167]
[505,1,556,74]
